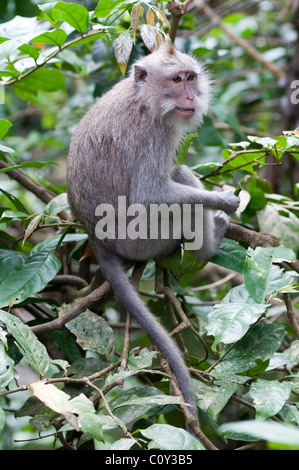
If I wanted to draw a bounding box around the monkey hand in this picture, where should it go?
[220,191,240,214]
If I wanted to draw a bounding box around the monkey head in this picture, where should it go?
[131,42,211,129]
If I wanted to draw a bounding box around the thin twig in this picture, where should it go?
[283,293,299,339]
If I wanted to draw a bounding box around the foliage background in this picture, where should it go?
[0,0,299,451]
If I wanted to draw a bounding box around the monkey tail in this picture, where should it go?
[94,247,198,428]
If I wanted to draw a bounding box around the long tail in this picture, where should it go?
[95,247,198,424]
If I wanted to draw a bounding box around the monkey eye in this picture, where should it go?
[172,76,182,82]
[187,74,195,81]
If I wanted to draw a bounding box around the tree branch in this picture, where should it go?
[167,0,193,42]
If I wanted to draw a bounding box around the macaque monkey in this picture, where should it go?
[67,42,239,435]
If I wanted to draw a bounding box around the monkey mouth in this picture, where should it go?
[175,107,196,118]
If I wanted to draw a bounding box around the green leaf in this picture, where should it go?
[261,246,296,262]
[0,251,61,308]
[0,311,50,375]
[0,342,15,389]
[18,44,39,61]
[66,310,116,361]
[0,143,18,161]
[109,438,135,450]
[0,188,27,213]
[177,133,198,165]
[94,0,127,18]
[206,301,267,349]
[219,420,299,447]
[257,203,299,253]
[0,160,57,173]
[0,248,26,282]
[141,424,206,450]
[101,386,169,426]
[250,379,291,419]
[218,324,285,374]
[31,233,88,254]
[53,2,90,33]
[44,192,69,217]
[243,247,272,303]
[13,68,66,95]
[0,119,12,139]
[211,238,247,273]
[31,29,68,47]
[29,381,103,440]
[207,381,239,419]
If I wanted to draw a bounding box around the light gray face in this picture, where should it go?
[132,44,211,128]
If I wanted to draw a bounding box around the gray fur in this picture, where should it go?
[67,43,239,433]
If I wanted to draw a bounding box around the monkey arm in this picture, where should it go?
[137,180,240,214]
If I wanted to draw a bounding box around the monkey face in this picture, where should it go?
[167,71,198,119]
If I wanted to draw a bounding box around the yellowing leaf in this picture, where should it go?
[131,4,144,43]
[114,33,133,76]
[146,10,155,27]
[22,213,42,245]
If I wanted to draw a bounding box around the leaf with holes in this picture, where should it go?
[66,310,116,361]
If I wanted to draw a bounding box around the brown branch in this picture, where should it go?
[119,262,147,381]
[0,160,72,221]
[49,274,89,289]
[225,222,280,249]
[283,293,299,340]
[167,0,193,42]
[31,280,112,335]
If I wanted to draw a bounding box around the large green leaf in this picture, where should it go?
[243,247,272,303]
[250,379,291,419]
[66,310,116,361]
[99,386,170,427]
[0,310,50,375]
[211,238,247,273]
[0,248,26,282]
[53,2,90,33]
[140,424,205,450]
[31,29,68,47]
[0,342,15,388]
[0,251,61,307]
[206,301,267,349]
[218,323,285,373]
[219,420,299,447]
[30,380,103,440]
[13,68,66,96]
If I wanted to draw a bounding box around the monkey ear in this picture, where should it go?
[134,65,147,82]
